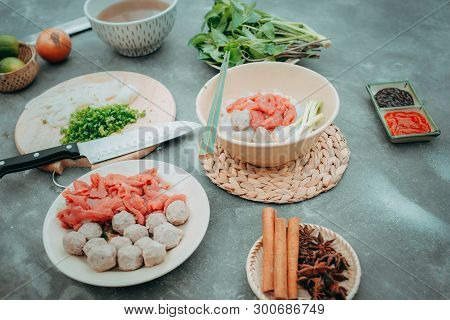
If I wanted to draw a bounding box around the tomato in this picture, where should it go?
[36,28,71,63]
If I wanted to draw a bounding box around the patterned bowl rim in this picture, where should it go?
[0,42,37,76]
[246,223,362,300]
[84,0,177,26]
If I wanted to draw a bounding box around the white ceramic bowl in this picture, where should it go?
[84,0,177,57]
[196,62,340,167]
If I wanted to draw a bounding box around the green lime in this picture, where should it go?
[0,35,20,59]
[0,57,25,73]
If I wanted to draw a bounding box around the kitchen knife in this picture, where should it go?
[21,17,91,45]
[0,121,201,178]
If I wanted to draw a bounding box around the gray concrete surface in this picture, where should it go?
[0,0,449,299]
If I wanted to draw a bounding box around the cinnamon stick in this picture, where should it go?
[287,217,300,299]
[274,217,288,299]
[262,207,276,292]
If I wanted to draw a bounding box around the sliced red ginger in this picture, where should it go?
[226,97,248,112]
[57,207,81,229]
[148,194,169,212]
[57,206,113,230]
[62,191,90,210]
[227,93,297,131]
[123,202,145,225]
[161,183,171,190]
[133,172,155,185]
[123,193,146,225]
[56,169,187,229]
[282,108,297,126]
[147,180,161,192]
[250,110,266,128]
[72,180,91,196]
[143,188,160,199]
[262,111,283,130]
[90,173,101,187]
[104,173,128,186]
[87,197,123,213]
[118,182,143,198]
[89,175,108,199]
[254,96,276,115]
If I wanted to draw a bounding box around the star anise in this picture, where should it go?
[297,225,350,300]
[331,272,349,281]
[300,225,315,238]
[309,277,327,300]
[326,280,348,300]
[299,260,335,277]
[337,254,350,271]
[308,232,336,256]
[319,253,336,265]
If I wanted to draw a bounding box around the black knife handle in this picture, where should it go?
[0,143,81,178]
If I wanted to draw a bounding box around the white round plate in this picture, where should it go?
[43,160,210,287]
[246,223,361,300]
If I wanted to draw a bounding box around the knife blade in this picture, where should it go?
[0,121,201,178]
[21,17,91,45]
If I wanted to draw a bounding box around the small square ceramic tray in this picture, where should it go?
[366,80,440,143]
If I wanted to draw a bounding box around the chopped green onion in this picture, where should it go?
[60,104,145,144]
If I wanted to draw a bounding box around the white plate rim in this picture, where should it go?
[43,160,210,287]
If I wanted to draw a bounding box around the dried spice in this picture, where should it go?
[374,87,414,108]
[297,225,350,300]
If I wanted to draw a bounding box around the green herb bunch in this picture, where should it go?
[189,0,330,67]
[60,104,145,144]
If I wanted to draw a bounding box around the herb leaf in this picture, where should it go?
[241,26,256,40]
[228,8,244,31]
[261,22,275,40]
[211,28,229,46]
[188,33,209,47]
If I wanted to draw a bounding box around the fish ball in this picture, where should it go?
[117,245,143,271]
[230,109,250,131]
[143,241,166,267]
[153,223,183,249]
[124,224,148,243]
[83,237,107,256]
[145,212,167,234]
[166,200,189,226]
[63,231,86,256]
[109,236,132,251]
[78,222,102,240]
[87,244,116,272]
[112,211,136,235]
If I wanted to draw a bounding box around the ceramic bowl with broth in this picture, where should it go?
[196,62,340,167]
[84,0,177,57]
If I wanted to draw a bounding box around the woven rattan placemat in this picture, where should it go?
[201,125,349,203]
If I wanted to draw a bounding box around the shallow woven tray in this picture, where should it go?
[246,223,361,300]
[201,125,349,203]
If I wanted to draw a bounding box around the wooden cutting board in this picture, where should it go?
[14,71,176,174]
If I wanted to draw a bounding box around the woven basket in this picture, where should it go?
[246,223,361,300]
[0,42,39,93]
